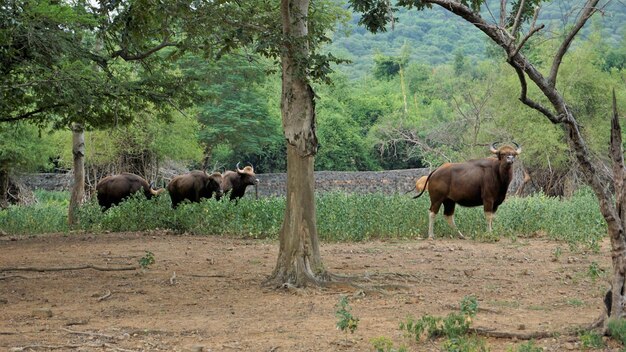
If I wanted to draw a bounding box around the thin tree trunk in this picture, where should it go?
[68,123,85,226]
[0,162,9,209]
[265,0,329,287]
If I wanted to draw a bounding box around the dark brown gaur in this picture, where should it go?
[167,171,223,208]
[415,142,522,239]
[221,162,259,202]
[96,173,165,211]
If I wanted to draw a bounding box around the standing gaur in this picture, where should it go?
[415,142,522,239]
[221,162,259,201]
[96,173,165,211]
[167,171,223,208]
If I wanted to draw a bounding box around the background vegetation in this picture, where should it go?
[0,190,606,250]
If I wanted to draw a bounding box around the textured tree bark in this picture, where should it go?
[68,123,85,226]
[0,162,9,209]
[265,0,329,287]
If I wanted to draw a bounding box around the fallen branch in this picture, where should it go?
[472,327,560,340]
[61,327,113,339]
[187,274,227,278]
[0,275,31,280]
[10,344,83,351]
[0,264,139,273]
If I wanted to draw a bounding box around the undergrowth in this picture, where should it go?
[0,188,606,247]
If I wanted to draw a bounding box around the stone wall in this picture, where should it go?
[20,165,530,198]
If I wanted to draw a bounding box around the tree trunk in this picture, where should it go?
[68,123,85,226]
[0,162,9,209]
[265,0,329,287]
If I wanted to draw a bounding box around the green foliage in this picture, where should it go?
[370,336,407,352]
[507,341,543,352]
[587,262,604,281]
[335,296,359,334]
[608,319,626,346]
[0,190,608,244]
[0,123,57,172]
[138,251,155,269]
[579,330,604,349]
[400,296,478,342]
[0,203,68,235]
[442,336,490,352]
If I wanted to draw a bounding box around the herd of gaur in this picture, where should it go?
[95,142,521,239]
[96,162,259,210]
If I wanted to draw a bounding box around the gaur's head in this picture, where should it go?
[236,162,259,186]
[490,142,522,165]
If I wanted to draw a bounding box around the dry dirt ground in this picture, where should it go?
[0,231,619,352]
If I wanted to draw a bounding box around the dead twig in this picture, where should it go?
[187,274,227,278]
[0,264,139,273]
[61,327,114,339]
[169,271,177,285]
[471,327,560,339]
[9,344,84,351]
[96,290,112,302]
[0,275,30,280]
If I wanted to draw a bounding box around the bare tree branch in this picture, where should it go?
[510,24,545,58]
[510,64,560,123]
[548,0,599,87]
[499,0,507,27]
[510,0,526,37]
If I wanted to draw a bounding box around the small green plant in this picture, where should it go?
[370,336,407,352]
[608,318,626,345]
[442,336,490,352]
[139,251,155,268]
[552,247,563,262]
[508,340,542,352]
[587,262,603,281]
[579,330,604,349]
[400,296,479,342]
[335,296,359,335]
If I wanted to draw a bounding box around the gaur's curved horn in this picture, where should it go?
[236,162,244,173]
[490,142,499,154]
[247,162,254,171]
[512,141,522,154]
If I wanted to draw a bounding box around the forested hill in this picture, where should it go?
[328,0,626,79]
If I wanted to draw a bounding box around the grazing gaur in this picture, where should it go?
[96,173,165,211]
[167,171,223,208]
[415,142,522,239]
[221,162,259,201]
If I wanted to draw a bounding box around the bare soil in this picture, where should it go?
[0,231,618,351]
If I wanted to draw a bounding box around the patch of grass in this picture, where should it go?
[566,298,584,307]
[1,189,607,246]
[607,318,626,345]
[442,336,490,352]
[507,340,543,352]
[579,330,604,349]
[370,336,407,352]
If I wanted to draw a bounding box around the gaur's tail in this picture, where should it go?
[413,169,438,199]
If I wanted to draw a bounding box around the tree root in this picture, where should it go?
[0,264,139,273]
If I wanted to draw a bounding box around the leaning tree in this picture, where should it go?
[350,0,625,325]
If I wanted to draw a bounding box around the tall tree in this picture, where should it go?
[350,0,625,326]
[265,0,326,287]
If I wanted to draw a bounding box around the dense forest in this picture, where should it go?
[1,0,625,195]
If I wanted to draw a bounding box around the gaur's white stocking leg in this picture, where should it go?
[428,211,436,240]
[485,212,494,232]
[444,214,465,239]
